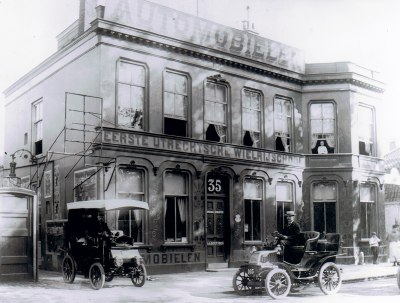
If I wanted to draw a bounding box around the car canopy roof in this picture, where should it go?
[67,199,149,211]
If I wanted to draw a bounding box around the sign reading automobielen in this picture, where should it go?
[100,129,305,168]
[84,0,305,73]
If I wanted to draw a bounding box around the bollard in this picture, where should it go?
[358,251,365,265]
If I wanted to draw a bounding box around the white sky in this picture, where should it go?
[1,0,400,159]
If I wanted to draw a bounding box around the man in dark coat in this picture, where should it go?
[280,211,302,246]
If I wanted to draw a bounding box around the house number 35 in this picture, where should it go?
[208,179,222,192]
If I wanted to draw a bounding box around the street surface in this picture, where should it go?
[0,269,399,303]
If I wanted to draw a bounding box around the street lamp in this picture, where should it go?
[3,149,37,188]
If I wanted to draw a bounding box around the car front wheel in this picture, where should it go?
[318,262,342,295]
[62,254,76,284]
[89,262,105,290]
[265,268,291,299]
[232,268,254,296]
[131,264,146,287]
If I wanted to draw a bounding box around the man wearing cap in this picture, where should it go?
[280,210,302,246]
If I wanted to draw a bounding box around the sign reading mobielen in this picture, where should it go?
[101,129,305,167]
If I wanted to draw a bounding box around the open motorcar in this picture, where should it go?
[233,231,342,299]
[61,199,149,290]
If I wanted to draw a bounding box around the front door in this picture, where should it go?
[206,199,226,262]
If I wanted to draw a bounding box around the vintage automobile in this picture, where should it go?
[232,231,342,299]
[61,199,149,290]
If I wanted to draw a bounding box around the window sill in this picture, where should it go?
[161,243,195,252]
[135,244,153,253]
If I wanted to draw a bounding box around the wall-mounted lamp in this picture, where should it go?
[3,149,37,187]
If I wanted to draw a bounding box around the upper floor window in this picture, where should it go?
[310,102,336,154]
[358,105,376,156]
[164,71,189,137]
[274,97,293,152]
[244,178,262,241]
[360,183,377,238]
[32,99,43,155]
[205,82,228,143]
[242,90,261,147]
[117,167,146,243]
[117,61,145,130]
[164,171,189,243]
[276,182,294,233]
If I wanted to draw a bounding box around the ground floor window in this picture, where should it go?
[244,178,262,241]
[164,171,189,243]
[276,182,294,233]
[312,182,337,233]
[117,168,145,243]
[360,183,377,238]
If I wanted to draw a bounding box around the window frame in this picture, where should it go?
[162,69,191,137]
[311,181,338,233]
[32,99,43,156]
[276,181,295,233]
[243,177,263,242]
[116,59,148,131]
[204,80,230,143]
[359,183,377,239]
[163,170,191,243]
[358,104,376,157]
[242,88,263,147]
[274,96,293,152]
[309,101,337,154]
[116,166,147,244]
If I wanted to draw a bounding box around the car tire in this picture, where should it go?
[62,254,76,284]
[232,268,254,296]
[265,268,291,299]
[89,262,105,290]
[131,264,146,287]
[318,262,342,295]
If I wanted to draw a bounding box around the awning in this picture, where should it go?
[67,199,149,211]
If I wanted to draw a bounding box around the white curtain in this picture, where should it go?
[133,210,142,229]
[214,125,226,142]
[177,198,186,223]
[249,131,260,147]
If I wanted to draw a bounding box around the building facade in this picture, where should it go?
[2,0,386,273]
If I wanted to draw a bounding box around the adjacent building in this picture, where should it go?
[2,0,386,273]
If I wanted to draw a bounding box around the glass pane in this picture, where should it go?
[313,203,325,233]
[310,104,322,119]
[284,100,292,116]
[118,168,143,193]
[322,119,334,133]
[243,109,251,130]
[205,82,215,100]
[311,120,322,133]
[118,84,131,108]
[313,183,337,200]
[243,92,251,108]
[276,182,292,201]
[164,172,187,195]
[244,200,251,241]
[325,202,336,233]
[164,92,175,116]
[214,103,226,124]
[322,103,334,118]
[252,94,261,110]
[176,198,187,241]
[175,95,187,118]
[204,100,213,122]
[175,74,187,94]
[119,62,131,83]
[360,184,375,202]
[215,85,226,102]
[164,72,174,92]
[132,65,145,86]
[253,201,261,240]
[244,179,262,199]
[36,122,43,141]
[165,198,175,241]
[251,112,260,132]
[130,86,144,110]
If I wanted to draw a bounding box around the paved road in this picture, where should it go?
[0,270,399,303]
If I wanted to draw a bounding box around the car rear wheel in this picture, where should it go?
[232,268,254,296]
[131,264,146,287]
[318,262,342,295]
[105,274,114,282]
[62,254,76,284]
[265,268,291,299]
[89,262,105,290]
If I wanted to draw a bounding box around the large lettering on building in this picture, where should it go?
[142,252,203,265]
[101,129,305,167]
[86,0,305,73]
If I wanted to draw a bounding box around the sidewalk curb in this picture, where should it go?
[342,274,397,284]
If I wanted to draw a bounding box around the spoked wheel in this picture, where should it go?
[232,268,254,295]
[318,262,342,295]
[131,264,146,287]
[62,254,76,284]
[89,262,105,290]
[265,268,291,299]
[397,266,400,289]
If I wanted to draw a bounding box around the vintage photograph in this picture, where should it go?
[1,0,400,302]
